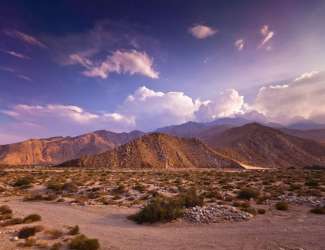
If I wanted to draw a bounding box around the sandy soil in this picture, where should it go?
[1,199,325,250]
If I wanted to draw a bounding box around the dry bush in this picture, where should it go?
[18,225,43,239]
[23,214,42,223]
[68,234,100,250]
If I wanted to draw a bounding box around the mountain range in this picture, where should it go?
[60,133,241,169]
[1,118,325,169]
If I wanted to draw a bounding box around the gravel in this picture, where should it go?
[184,204,253,224]
[279,195,325,207]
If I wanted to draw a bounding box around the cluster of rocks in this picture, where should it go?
[279,195,325,207]
[184,204,253,224]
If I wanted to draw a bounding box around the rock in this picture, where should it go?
[279,195,325,207]
[184,204,253,224]
[10,236,19,241]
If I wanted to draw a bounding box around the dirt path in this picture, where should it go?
[1,199,325,250]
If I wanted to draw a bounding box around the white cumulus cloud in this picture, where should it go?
[119,86,200,130]
[252,70,325,124]
[189,25,218,39]
[195,89,247,122]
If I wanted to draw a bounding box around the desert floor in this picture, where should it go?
[1,198,324,250]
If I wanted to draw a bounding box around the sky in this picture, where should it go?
[1,0,325,143]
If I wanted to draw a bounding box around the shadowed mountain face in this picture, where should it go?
[61,133,242,169]
[280,128,325,144]
[0,130,144,165]
[205,123,325,168]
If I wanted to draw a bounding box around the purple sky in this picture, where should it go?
[1,0,325,144]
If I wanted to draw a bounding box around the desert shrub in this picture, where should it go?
[305,179,319,187]
[63,182,78,192]
[129,196,183,224]
[23,214,42,223]
[47,180,64,191]
[0,205,12,215]
[18,225,43,239]
[178,188,204,208]
[68,234,100,250]
[237,188,260,200]
[2,217,23,226]
[45,229,63,239]
[257,208,266,214]
[275,201,289,211]
[112,184,126,194]
[0,213,12,220]
[133,183,146,192]
[50,242,63,250]
[68,225,80,235]
[13,176,33,187]
[310,206,325,214]
[23,192,44,201]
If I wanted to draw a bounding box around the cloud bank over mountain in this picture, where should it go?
[1,70,325,143]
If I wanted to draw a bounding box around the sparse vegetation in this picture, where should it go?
[310,206,325,214]
[275,201,289,211]
[68,234,100,250]
[18,225,43,239]
[68,225,80,235]
[13,176,33,188]
[237,188,260,200]
[23,213,42,223]
[129,196,183,224]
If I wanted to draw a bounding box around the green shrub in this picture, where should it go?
[0,205,12,215]
[13,176,33,187]
[68,234,100,250]
[23,214,42,223]
[310,206,325,214]
[305,179,319,187]
[275,201,289,211]
[18,226,43,239]
[178,188,204,208]
[237,188,260,200]
[129,196,183,224]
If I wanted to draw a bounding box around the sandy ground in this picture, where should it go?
[1,199,325,250]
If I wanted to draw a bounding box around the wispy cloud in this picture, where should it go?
[188,25,218,39]
[258,25,274,49]
[77,50,159,79]
[0,66,15,73]
[234,39,245,51]
[0,66,32,81]
[17,75,32,82]
[1,49,30,59]
[4,30,47,48]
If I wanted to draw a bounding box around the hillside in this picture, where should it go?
[0,130,144,165]
[61,133,242,169]
[280,128,325,144]
[205,123,325,168]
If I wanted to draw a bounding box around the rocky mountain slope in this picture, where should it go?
[280,128,325,144]
[0,130,144,165]
[60,133,242,169]
[204,123,325,168]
